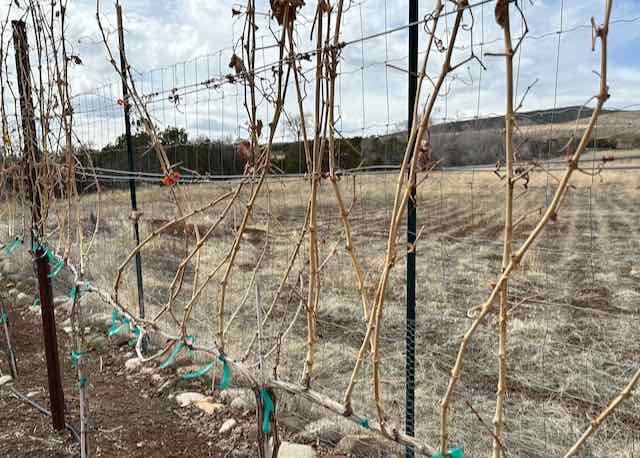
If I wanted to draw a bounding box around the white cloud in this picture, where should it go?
[0,0,637,147]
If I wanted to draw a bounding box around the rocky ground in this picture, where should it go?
[0,251,394,458]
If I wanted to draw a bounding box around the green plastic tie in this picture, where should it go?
[108,321,122,337]
[69,286,79,302]
[259,388,274,433]
[185,335,195,359]
[128,326,142,348]
[0,311,7,325]
[160,341,184,369]
[434,448,463,458]
[182,361,215,380]
[46,250,64,278]
[218,354,231,390]
[3,238,22,256]
[32,241,50,258]
[31,297,41,309]
[357,418,369,429]
[48,259,65,278]
[71,351,85,368]
[108,309,131,336]
[78,375,87,387]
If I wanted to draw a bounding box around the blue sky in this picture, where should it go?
[1,1,638,146]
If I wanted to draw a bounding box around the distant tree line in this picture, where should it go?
[85,126,409,177]
[3,120,630,193]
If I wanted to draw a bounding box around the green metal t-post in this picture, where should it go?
[406,1,418,457]
[116,4,146,333]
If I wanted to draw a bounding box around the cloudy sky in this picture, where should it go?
[2,0,639,147]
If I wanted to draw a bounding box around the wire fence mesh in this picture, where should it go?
[0,0,639,456]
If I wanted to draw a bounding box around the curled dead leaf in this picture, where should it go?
[495,0,508,29]
[270,0,305,26]
[228,54,245,75]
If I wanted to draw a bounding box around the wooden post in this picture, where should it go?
[12,19,66,432]
[116,4,146,329]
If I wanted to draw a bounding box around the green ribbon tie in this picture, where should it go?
[128,326,142,348]
[218,354,231,390]
[29,241,64,277]
[31,297,41,309]
[357,418,369,429]
[69,286,78,302]
[78,375,87,387]
[185,335,195,358]
[32,241,50,257]
[71,351,85,368]
[160,341,184,369]
[0,311,7,325]
[108,309,131,336]
[3,238,22,256]
[47,251,65,278]
[259,388,274,433]
[434,448,463,458]
[182,361,215,380]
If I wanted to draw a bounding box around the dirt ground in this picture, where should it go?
[0,296,351,457]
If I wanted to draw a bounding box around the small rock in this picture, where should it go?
[219,418,237,434]
[16,292,30,306]
[277,441,317,458]
[125,357,142,371]
[8,288,18,298]
[278,412,307,433]
[86,335,108,352]
[230,396,255,412]
[140,366,155,375]
[0,375,13,386]
[63,326,73,335]
[219,388,247,403]
[337,434,388,457]
[151,374,164,384]
[53,296,70,306]
[84,313,111,329]
[26,391,39,398]
[195,399,224,415]
[301,417,343,445]
[175,392,207,407]
[17,278,37,290]
[1,261,18,276]
[8,273,27,283]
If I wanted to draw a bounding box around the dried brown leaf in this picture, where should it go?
[228,54,245,75]
[495,0,508,29]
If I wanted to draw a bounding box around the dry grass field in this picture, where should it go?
[2,149,639,456]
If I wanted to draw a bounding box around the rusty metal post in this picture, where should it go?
[12,19,66,432]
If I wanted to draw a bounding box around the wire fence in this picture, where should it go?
[1,0,639,456]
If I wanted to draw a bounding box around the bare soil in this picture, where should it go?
[0,297,348,457]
